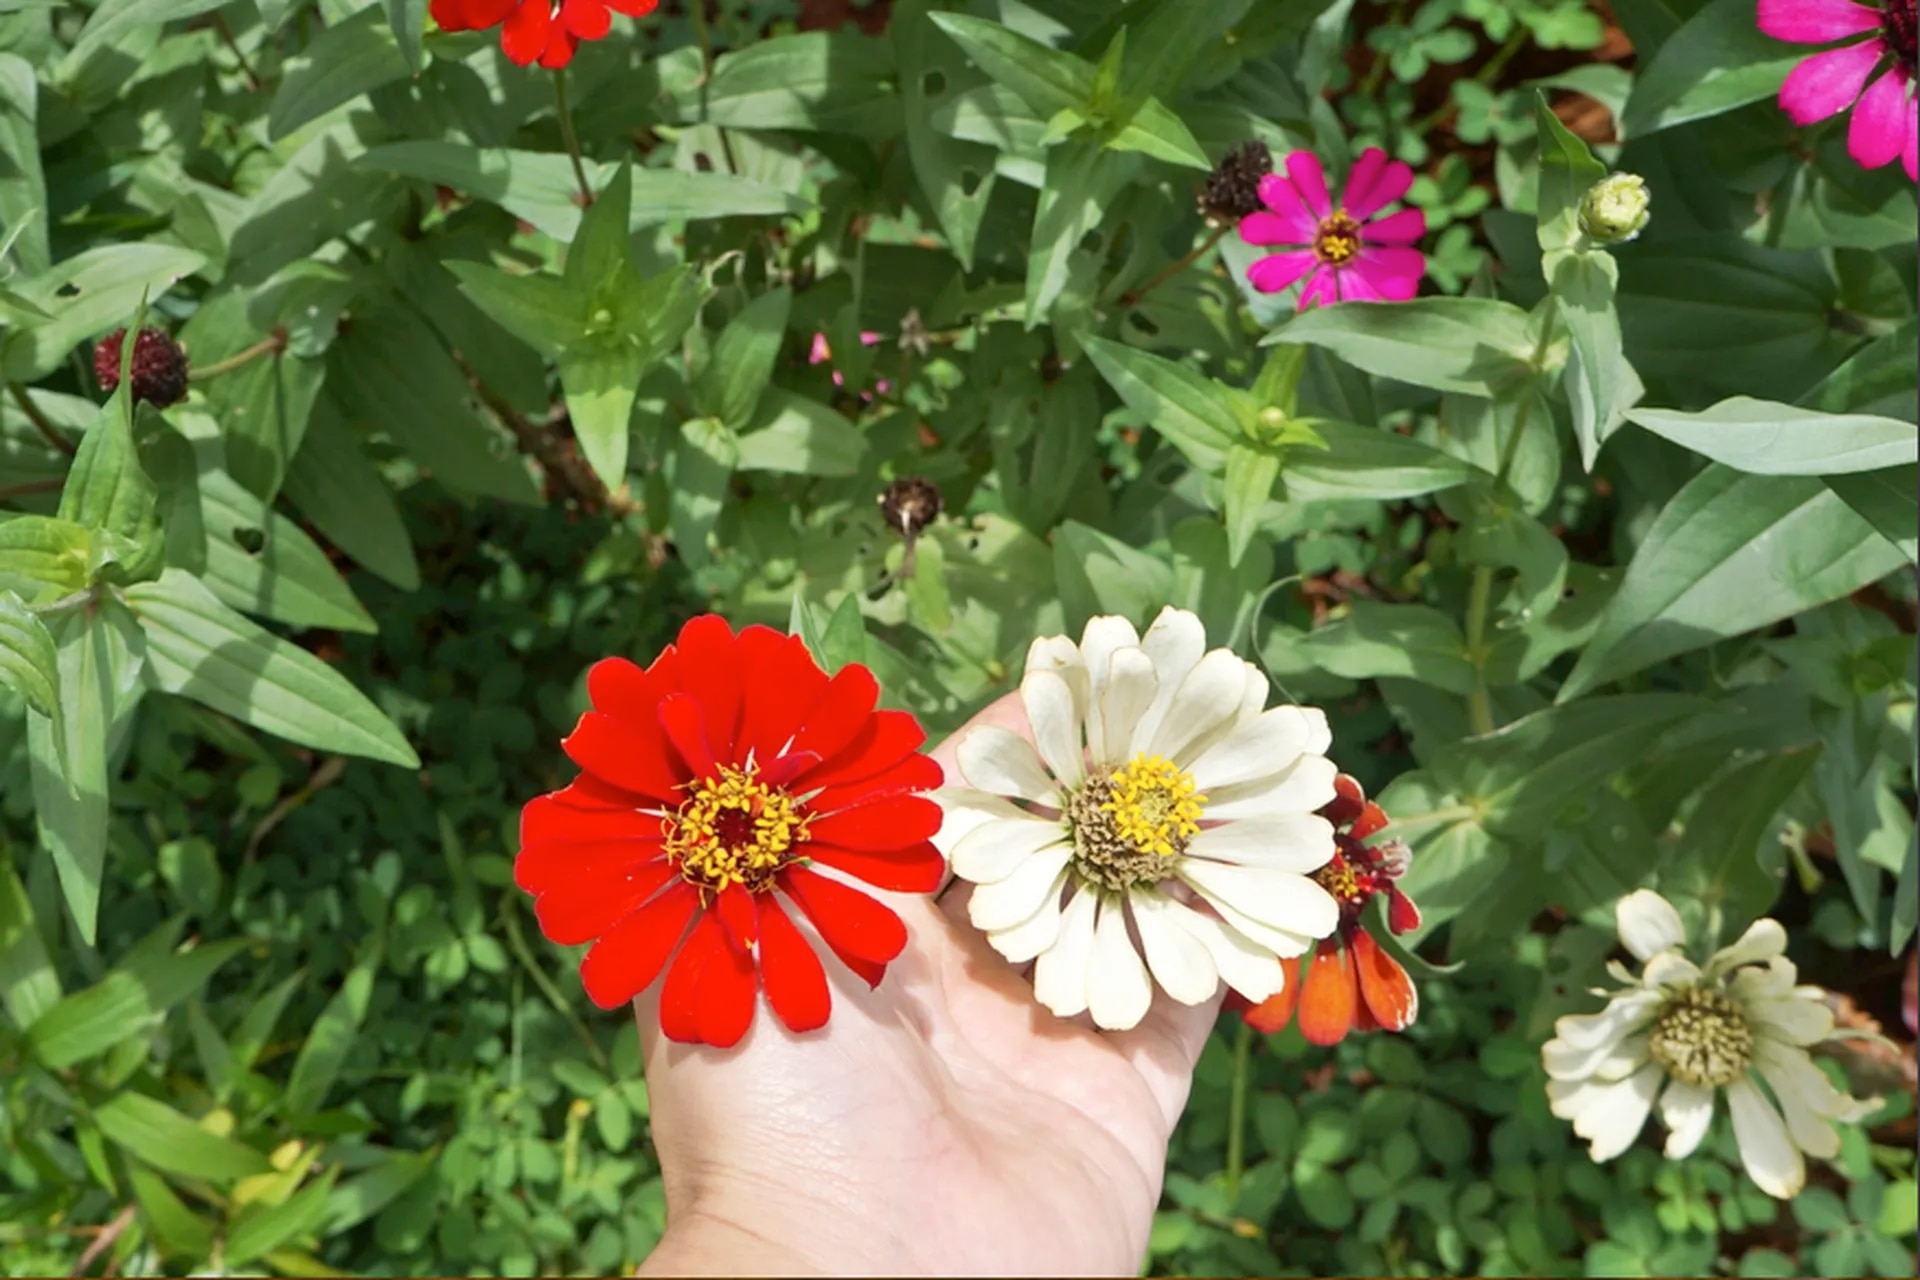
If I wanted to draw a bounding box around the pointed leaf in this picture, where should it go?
[927,13,1092,118]
[94,1093,271,1182]
[1626,398,1918,476]
[1221,444,1280,568]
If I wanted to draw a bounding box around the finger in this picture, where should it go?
[1108,985,1228,1133]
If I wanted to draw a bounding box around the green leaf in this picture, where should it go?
[1535,93,1607,252]
[27,936,245,1069]
[128,1167,215,1260]
[123,570,420,767]
[1626,398,1918,476]
[1080,335,1239,469]
[1107,98,1210,169]
[0,244,205,382]
[280,400,420,590]
[215,351,325,506]
[1026,139,1136,326]
[1552,251,1632,471]
[322,1151,431,1234]
[734,390,865,476]
[669,417,738,570]
[1376,771,1507,940]
[0,861,58,1031]
[1283,421,1475,500]
[928,13,1092,119]
[1266,298,1537,397]
[0,515,95,604]
[0,588,60,731]
[1671,749,1821,931]
[58,386,162,583]
[286,962,375,1115]
[1053,520,1174,635]
[565,165,636,294]
[268,7,410,140]
[1620,0,1798,138]
[27,602,144,945]
[1222,444,1281,568]
[558,339,643,495]
[94,1092,271,1182]
[386,0,424,73]
[1825,466,1917,564]
[0,54,49,277]
[227,1171,338,1266]
[1300,601,1478,696]
[1804,318,1917,421]
[1560,467,1909,699]
[200,468,376,635]
[442,262,580,360]
[698,287,792,430]
[895,0,999,270]
[695,31,902,139]
[65,0,230,68]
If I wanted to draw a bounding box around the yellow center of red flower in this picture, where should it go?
[1313,854,1366,905]
[663,764,810,895]
[1313,211,1362,266]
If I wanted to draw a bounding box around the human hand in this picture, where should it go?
[634,692,1225,1278]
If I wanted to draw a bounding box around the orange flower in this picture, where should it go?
[1234,773,1421,1045]
[430,0,657,68]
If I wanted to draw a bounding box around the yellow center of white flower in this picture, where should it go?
[662,764,810,896]
[1066,755,1206,891]
[1648,986,1753,1088]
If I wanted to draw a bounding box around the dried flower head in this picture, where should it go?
[1198,140,1274,226]
[92,327,189,407]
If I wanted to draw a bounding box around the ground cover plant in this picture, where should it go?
[0,0,1916,1275]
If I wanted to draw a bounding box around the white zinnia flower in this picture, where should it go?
[934,606,1341,1031]
[1543,889,1879,1199]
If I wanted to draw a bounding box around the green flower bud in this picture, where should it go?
[1578,173,1650,245]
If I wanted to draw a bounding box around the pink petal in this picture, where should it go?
[1905,104,1918,180]
[1255,172,1320,238]
[1778,41,1884,124]
[1344,152,1414,220]
[1299,266,1338,310]
[1339,148,1388,214]
[808,333,831,364]
[1239,210,1313,247]
[1247,249,1318,294]
[1361,207,1427,245]
[1756,0,1882,44]
[1351,247,1426,301]
[1284,151,1332,217]
[1849,67,1913,170]
[1338,268,1383,303]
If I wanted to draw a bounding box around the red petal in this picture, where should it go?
[428,0,471,30]
[806,795,942,852]
[780,868,906,966]
[589,657,667,723]
[537,23,577,66]
[785,664,880,766]
[654,909,718,1036]
[562,712,685,804]
[580,882,700,1009]
[1387,886,1421,934]
[560,0,609,38]
[738,631,829,760]
[804,840,944,894]
[715,883,757,950]
[534,858,676,945]
[1296,942,1357,1046]
[1350,802,1390,841]
[1320,773,1366,827]
[695,929,758,1048]
[1240,957,1299,1033]
[657,692,719,782]
[464,0,516,24]
[519,790,655,851]
[758,750,821,790]
[796,709,927,792]
[605,0,656,13]
[805,752,943,817]
[1353,931,1417,1032]
[516,835,666,894]
[673,616,744,763]
[499,0,550,64]
[757,897,831,1034]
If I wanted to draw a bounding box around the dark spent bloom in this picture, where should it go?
[879,476,942,540]
[431,0,658,68]
[1233,773,1421,1045]
[1197,140,1274,226]
[92,327,189,407]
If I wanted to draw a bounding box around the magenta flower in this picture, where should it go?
[1237,148,1427,309]
[1759,0,1917,181]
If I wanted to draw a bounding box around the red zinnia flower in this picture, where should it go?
[517,615,946,1048]
[430,0,657,68]
[1233,774,1421,1045]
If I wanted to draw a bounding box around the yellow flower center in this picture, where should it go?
[1103,754,1206,857]
[1313,211,1362,266]
[662,764,810,896]
[1314,856,1364,904]
[1648,986,1754,1088]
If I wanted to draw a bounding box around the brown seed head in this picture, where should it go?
[878,476,942,540]
[1197,140,1273,226]
[93,327,189,407]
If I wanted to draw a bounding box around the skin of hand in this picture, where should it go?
[633,693,1226,1278]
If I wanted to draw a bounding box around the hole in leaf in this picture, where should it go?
[1129,311,1160,335]
[920,69,947,97]
[55,283,80,297]
[1077,229,1104,255]
[958,168,983,197]
[233,527,265,555]
[693,152,714,172]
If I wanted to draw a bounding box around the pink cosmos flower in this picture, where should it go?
[1237,148,1427,309]
[1759,0,1918,181]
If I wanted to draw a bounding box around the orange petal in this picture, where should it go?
[1353,930,1417,1032]
[1240,957,1300,1033]
[1296,943,1356,1046]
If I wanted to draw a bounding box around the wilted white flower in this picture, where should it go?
[933,606,1341,1031]
[1543,890,1878,1199]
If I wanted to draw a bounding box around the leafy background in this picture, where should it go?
[0,0,1916,1276]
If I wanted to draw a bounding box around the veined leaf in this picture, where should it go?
[928,13,1091,119]
[1080,335,1239,468]
[285,963,376,1115]
[94,1092,271,1182]
[1626,398,1918,476]
[27,936,245,1068]
[1265,298,1537,397]
[267,7,409,140]
[0,244,204,382]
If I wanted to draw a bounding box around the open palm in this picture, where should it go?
[635,695,1223,1278]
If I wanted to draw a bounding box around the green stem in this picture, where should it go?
[554,69,594,208]
[7,383,74,456]
[1118,225,1230,310]
[1224,1021,1254,1202]
[501,897,610,1070]
[188,331,284,382]
[0,477,64,502]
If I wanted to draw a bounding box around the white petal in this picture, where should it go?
[1087,894,1154,1030]
[1173,908,1285,1002]
[1236,665,1271,728]
[986,877,1068,965]
[1747,993,1834,1046]
[1033,886,1098,1019]
[1077,615,1141,692]
[1130,892,1219,1006]
[1727,1076,1805,1199]
[1186,705,1327,792]
[1548,992,1664,1052]
[1179,859,1340,941]
[1023,668,1086,788]
[1543,1026,1652,1083]
[1024,633,1083,679]
[1146,650,1254,764]
[1185,815,1335,873]
[1705,918,1787,977]
[1094,648,1158,766]
[957,725,1059,803]
[1658,1077,1717,1158]
[1202,756,1340,820]
[1555,1063,1662,1162]
[1184,883,1317,958]
[949,815,1070,886]
[931,787,1029,855]
[1616,890,1687,961]
[1129,607,1206,750]
[1731,956,1797,1002]
[968,843,1072,932]
[1752,1041,1841,1159]
[1641,952,1701,990]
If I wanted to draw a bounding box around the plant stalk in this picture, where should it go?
[188,330,285,382]
[1224,1020,1255,1202]
[7,383,75,456]
[555,69,594,208]
[1119,225,1230,310]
